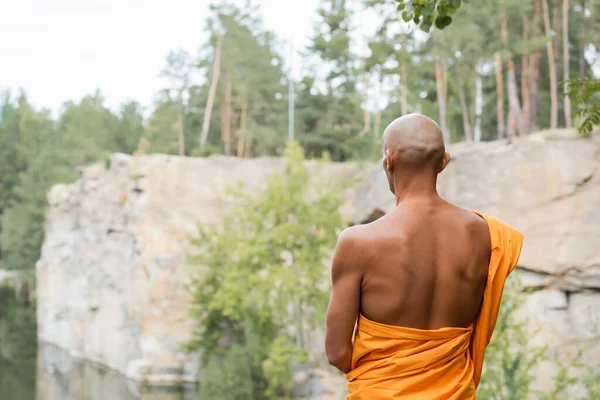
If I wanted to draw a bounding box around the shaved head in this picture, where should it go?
[382,113,450,195]
[383,113,446,170]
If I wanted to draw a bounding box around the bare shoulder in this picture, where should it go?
[331,226,364,282]
[332,224,372,267]
[335,224,369,253]
[445,205,490,241]
[455,207,491,250]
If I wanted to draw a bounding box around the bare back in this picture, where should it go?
[357,200,491,330]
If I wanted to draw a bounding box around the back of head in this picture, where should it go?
[383,113,446,172]
[381,113,449,196]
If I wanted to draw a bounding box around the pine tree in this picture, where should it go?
[300,0,368,161]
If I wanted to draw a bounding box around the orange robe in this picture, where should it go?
[346,212,524,400]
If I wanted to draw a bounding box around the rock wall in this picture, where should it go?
[37,131,599,395]
[36,153,358,394]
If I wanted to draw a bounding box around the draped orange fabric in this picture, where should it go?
[345,212,524,400]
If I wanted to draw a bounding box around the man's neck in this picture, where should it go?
[393,173,440,206]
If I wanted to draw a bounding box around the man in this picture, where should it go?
[325,114,524,399]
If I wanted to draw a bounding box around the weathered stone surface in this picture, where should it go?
[37,132,600,395]
[36,153,359,386]
[36,343,197,400]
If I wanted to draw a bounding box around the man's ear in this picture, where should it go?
[385,149,395,173]
[438,152,451,174]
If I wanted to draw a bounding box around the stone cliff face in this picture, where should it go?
[37,131,599,395]
[36,154,357,394]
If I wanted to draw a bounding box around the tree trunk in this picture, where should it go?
[542,0,559,129]
[563,0,572,128]
[506,67,523,141]
[237,102,248,157]
[359,76,371,137]
[199,35,223,151]
[501,13,525,139]
[372,80,382,139]
[529,0,543,132]
[221,72,232,156]
[435,56,450,144]
[244,134,252,158]
[177,114,185,156]
[495,52,506,139]
[374,110,382,142]
[552,0,563,124]
[400,57,409,115]
[521,17,532,135]
[177,90,186,156]
[456,68,473,143]
[553,2,562,69]
[474,60,483,143]
[578,0,586,76]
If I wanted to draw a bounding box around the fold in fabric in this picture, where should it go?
[345,211,524,400]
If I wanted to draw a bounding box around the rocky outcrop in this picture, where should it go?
[36,154,358,395]
[37,131,599,396]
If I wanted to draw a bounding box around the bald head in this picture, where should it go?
[383,113,446,173]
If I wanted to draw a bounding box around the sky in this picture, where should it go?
[3,0,597,117]
[0,0,320,114]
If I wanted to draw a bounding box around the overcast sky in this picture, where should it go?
[0,0,321,114]
[3,1,597,116]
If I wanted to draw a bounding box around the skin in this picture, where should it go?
[325,113,491,374]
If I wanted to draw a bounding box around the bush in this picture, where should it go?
[478,273,600,400]
[186,140,346,399]
[477,273,546,399]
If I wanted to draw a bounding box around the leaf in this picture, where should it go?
[435,15,453,29]
[401,11,413,22]
[397,3,406,10]
[422,4,435,16]
[419,22,432,32]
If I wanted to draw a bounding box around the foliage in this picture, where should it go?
[199,2,288,157]
[0,288,37,400]
[564,75,600,135]
[542,354,583,400]
[581,364,600,400]
[0,91,145,271]
[477,274,546,399]
[477,274,600,400]
[394,0,466,32]
[186,140,346,398]
[299,0,367,161]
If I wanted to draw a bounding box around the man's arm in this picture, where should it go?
[325,229,362,374]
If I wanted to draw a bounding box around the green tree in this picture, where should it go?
[388,0,599,135]
[477,274,546,399]
[186,141,346,398]
[0,91,145,271]
[160,49,195,156]
[57,92,139,164]
[564,75,600,135]
[194,2,287,157]
[363,0,417,135]
[299,0,369,161]
[116,101,145,155]
[145,91,183,155]
[0,93,61,271]
[0,287,37,400]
